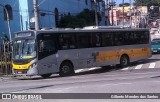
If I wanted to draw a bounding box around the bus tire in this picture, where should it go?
[59,62,75,77]
[41,73,52,78]
[120,55,129,68]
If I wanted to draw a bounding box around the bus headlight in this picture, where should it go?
[27,62,38,75]
[29,62,37,69]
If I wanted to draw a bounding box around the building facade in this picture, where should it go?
[0,0,20,41]
[21,0,92,30]
[0,0,92,41]
[109,6,148,28]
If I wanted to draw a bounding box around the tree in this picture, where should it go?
[134,0,160,6]
[2,32,9,42]
[58,15,86,28]
[148,3,160,18]
[119,3,130,7]
[58,9,101,28]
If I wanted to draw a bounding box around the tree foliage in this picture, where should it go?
[134,0,160,6]
[119,3,130,7]
[57,9,101,28]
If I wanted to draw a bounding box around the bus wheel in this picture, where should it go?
[41,73,52,78]
[59,62,75,77]
[120,55,129,68]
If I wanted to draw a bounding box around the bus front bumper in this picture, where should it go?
[13,66,38,76]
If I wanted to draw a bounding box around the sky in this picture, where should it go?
[114,0,134,5]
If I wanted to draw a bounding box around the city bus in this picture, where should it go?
[12,26,152,78]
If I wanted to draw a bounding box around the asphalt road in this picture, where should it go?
[1,54,160,102]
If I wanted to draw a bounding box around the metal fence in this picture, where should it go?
[0,42,12,75]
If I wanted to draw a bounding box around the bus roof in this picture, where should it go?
[15,26,149,34]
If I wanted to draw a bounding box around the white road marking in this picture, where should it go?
[88,67,98,71]
[100,82,132,87]
[75,67,101,73]
[75,69,83,73]
[149,63,156,68]
[121,67,129,70]
[135,64,143,69]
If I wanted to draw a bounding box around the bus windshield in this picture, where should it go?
[151,41,160,45]
[13,39,36,59]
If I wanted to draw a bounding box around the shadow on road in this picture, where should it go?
[19,66,118,80]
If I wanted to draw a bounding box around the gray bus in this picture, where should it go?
[12,26,151,78]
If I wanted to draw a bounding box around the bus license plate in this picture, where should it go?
[18,71,22,74]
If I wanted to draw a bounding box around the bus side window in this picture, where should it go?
[45,40,55,51]
[68,34,76,49]
[77,33,91,48]
[102,33,113,47]
[92,33,102,47]
[39,40,55,52]
[119,32,132,46]
[128,32,135,45]
[134,32,144,44]
[144,32,149,44]
[117,32,123,46]
[133,32,139,44]
[138,32,149,44]
[39,40,44,51]
[59,34,76,50]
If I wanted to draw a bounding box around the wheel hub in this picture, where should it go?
[122,58,127,65]
[62,65,69,73]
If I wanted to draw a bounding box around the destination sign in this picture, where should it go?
[15,32,34,38]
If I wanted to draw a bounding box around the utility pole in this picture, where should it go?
[130,0,132,27]
[33,0,39,30]
[104,0,109,25]
[122,0,125,27]
[109,0,115,26]
[111,0,114,25]
[94,0,98,26]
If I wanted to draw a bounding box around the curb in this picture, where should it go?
[0,74,15,80]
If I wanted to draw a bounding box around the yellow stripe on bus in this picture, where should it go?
[12,62,32,70]
[96,47,151,62]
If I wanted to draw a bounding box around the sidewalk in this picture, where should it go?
[0,74,15,80]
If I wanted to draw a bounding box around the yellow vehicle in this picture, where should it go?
[12,26,152,78]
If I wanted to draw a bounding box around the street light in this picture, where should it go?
[0,4,12,42]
